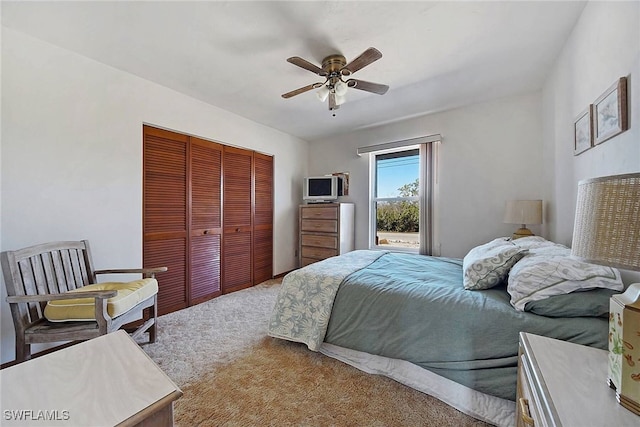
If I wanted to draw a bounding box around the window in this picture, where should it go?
[373,149,420,251]
[364,138,437,255]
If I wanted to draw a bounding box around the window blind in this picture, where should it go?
[357,134,442,156]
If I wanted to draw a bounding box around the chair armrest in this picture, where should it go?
[95,267,168,278]
[6,290,117,304]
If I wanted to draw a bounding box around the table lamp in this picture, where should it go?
[571,172,640,415]
[503,200,543,239]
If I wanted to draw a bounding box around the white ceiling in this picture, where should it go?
[2,1,586,142]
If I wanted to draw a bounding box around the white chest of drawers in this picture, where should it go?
[517,332,638,427]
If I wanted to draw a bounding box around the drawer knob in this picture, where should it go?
[519,398,535,426]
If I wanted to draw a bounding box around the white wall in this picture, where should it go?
[542,1,640,245]
[0,28,308,363]
[541,1,640,283]
[309,93,544,258]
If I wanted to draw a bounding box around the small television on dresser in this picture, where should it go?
[303,176,342,202]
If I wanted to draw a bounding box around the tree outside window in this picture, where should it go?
[373,149,419,250]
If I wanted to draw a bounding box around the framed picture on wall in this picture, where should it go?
[593,77,628,145]
[573,105,593,155]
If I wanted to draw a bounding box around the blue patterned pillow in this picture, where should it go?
[463,238,528,290]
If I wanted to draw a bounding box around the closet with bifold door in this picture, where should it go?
[222,146,253,293]
[253,152,274,285]
[143,125,273,315]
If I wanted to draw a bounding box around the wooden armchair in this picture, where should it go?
[1,240,166,363]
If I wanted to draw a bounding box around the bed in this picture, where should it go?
[268,237,623,426]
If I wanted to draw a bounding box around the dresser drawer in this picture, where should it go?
[301,246,338,260]
[300,257,318,267]
[301,219,338,233]
[517,353,542,427]
[301,206,338,220]
[301,234,338,249]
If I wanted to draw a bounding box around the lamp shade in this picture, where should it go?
[334,80,348,96]
[571,173,640,271]
[576,173,640,415]
[316,85,330,102]
[503,200,543,225]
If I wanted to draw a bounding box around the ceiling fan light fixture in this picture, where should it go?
[334,80,348,97]
[316,85,330,102]
[283,47,388,111]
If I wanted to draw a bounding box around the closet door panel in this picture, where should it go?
[190,234,221,302]
[191,139,222,232]
[253,228,273,284]
[223,232,252,290]
[223,148,252,227]
[144,129,188,234]
[189,138,222,302]
[143,126,189,315]
[223,146,253,293]
[253,153,273,284]
[144,238,187,315]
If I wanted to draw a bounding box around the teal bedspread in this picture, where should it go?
[268,250,388,351]
[324,252,608,401]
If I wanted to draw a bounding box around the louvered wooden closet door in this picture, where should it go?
[143,126,188,315]
[253,152,273,285]
[190,137,222,304]
[222,146,253,293]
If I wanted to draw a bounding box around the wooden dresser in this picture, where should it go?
[299,203,355,267]
[516,332,638,427]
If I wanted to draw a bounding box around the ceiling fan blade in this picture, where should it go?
[346,79,389,95]
[286,57,327,76]
[341,47,382,75]
[281,82,324,99]
[328,92,340,111]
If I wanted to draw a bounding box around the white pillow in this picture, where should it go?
[513,238,574,257]
[508,252,624,311]
[511,236,564,251]
[463,238,528,290]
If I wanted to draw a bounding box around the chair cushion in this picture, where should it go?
[44,279,158,322]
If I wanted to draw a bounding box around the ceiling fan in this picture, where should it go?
[281,47,389,112]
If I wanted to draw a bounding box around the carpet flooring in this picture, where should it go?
[143,279,491,426]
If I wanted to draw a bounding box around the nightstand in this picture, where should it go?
[517,332,638,426]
